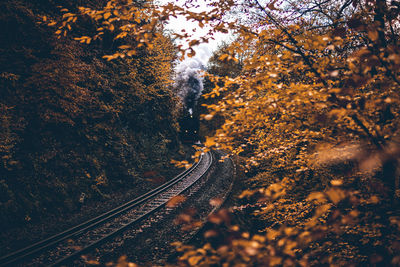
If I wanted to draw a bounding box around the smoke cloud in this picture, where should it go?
[175,43,212,113]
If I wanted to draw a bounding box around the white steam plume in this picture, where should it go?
[175,43,212,112]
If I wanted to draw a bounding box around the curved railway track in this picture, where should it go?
[0,151,213,266]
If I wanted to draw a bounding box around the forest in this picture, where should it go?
[0,0,184,230]
[1,0,400,266]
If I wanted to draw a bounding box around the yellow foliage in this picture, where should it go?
[41,0,400,265]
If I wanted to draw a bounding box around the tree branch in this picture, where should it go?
[253,0,329,88]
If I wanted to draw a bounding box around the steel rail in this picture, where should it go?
[52,151,213,266]
[0,151,212,267]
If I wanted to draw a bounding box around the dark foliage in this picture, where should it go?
[0,0,181,228]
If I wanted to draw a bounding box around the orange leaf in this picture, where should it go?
[104,12,111,19]
[368,30,379,41]
[166,195,186,208]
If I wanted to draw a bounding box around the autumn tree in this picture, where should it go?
[175,0,400,265]
[55,0,400,264]
[0,0,181,229]
[5,0,400,264]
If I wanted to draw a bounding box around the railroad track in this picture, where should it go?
[0,151,213,266]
